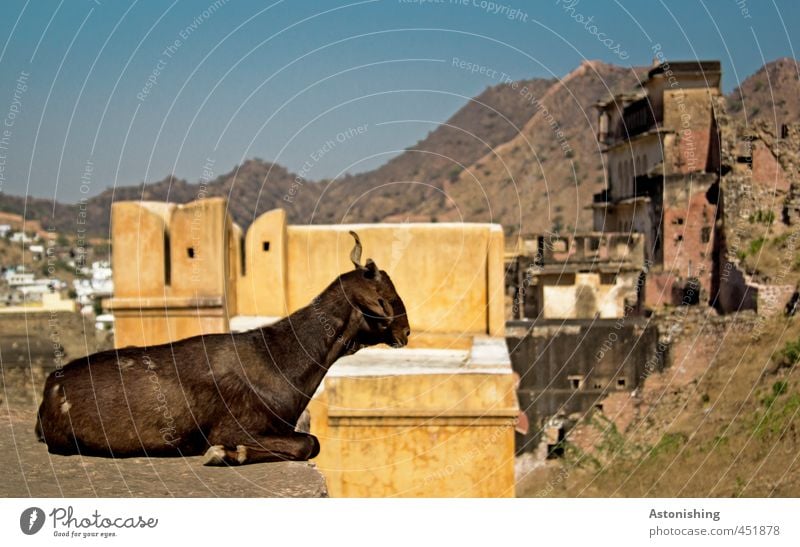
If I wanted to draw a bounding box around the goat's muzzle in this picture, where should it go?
[392,327,411,348]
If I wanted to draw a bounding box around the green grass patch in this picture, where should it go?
[649,432,688,457]
[748,237,766,256]
[749,210,775,225]
[774,339,800,368]
[753,381,800,439]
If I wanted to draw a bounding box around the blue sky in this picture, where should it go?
[0,0,797,201]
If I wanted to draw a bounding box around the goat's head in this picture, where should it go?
[342,231,410,348]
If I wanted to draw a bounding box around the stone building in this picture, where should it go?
[594,60,723,308]
[503,231,660,455]
[507,318,662,455]
[593,59,799,314]
[507,231,645,320]
[506,60,726,454]
[505,58,799,455]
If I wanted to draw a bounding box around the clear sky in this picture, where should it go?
[0,0,797,202]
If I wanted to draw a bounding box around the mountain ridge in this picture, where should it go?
[1,57,796,238]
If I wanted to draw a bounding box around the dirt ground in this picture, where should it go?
[0,367,327,497]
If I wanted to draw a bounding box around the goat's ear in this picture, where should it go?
[363,258,382,280]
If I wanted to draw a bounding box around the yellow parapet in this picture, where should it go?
[108,199,518,497]
[308,338,518,497]
[107,198,234,348]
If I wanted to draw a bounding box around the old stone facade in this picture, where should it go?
[715,118,800,314]
[594,60,723,308]
[507,318,663,455]
[506,231,645,320]
[592,59,798,315]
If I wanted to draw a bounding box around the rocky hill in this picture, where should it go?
[727,57,799,125]
[0,161,318,238]
[312,77,555,224]
[0,77,555,235]
[415,60,642,235]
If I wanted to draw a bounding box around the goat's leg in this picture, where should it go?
[203,433,319,466]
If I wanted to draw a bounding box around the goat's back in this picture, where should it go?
[35,333,254,457]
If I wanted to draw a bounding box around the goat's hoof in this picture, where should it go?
[235,445,248,465]
[203,445,227,466]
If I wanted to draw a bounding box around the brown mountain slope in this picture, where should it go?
[0,161,318,238]
[417,60,643,235]
[0,78,554,235]
[727,57,800,125]
[312,77,555,224]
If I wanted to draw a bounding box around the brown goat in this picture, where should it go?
[35,232,409,465]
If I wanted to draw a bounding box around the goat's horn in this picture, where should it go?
[349,231,363,269]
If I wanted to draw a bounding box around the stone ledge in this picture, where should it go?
[0,407,328,498]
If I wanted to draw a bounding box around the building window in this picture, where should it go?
[701,226,711,243]
[187,247,195,259]
[676,235,683,242]
[263,241,270,252]
[240,236,246,276]
[673,217,684,225]
[568,375,584,390]
[617,378,626,389]
[164,232,171,286]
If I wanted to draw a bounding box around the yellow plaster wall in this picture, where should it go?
[310,371,518,497]
[111,201,172,298]
[169,198,229,298]
[111,300,228,348]
[284,223,503,335]
[237,209,289,317]
[109,198,232,348]
[111,204,505,344]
